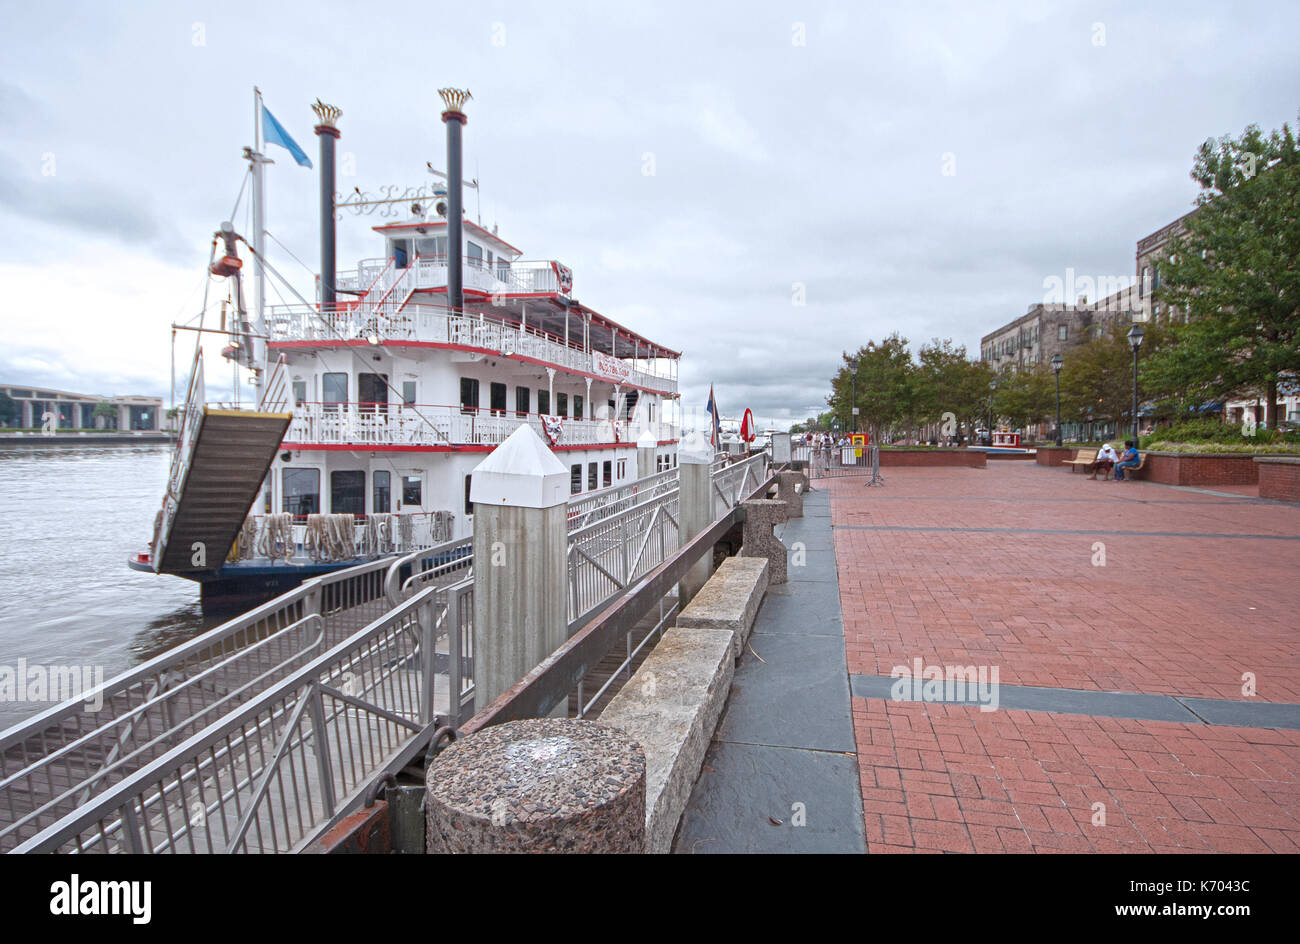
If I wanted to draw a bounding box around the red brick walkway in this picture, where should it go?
[830,463,1300,853]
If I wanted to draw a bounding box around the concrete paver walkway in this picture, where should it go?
[832,462,1300,853]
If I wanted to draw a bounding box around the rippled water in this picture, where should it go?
[0,442,229,728]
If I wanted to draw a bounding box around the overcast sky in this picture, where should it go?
[1,1,1297,428]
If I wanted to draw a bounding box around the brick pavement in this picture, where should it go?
[830,462,1300,853]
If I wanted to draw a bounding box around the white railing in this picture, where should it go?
[267,302,677,394]
[152,349,205,571]
[285,402,645,449]
[229,511,455,564]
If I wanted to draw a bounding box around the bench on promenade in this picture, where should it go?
[1063,448,1098,473]
[1117,453,1149,480]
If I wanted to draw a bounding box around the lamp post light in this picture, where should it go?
[987,380,997,446]
[1051,353,1064,446]
[1127,323,1144,446]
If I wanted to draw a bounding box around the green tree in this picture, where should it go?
[992,364,1056,432]
[915,339,992,442]
[92,401,118,430]
[828,334,914,443]
[1147,114,1300,428]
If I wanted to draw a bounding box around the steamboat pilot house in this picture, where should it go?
[263,208,682,543]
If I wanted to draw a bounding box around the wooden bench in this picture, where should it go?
[1116,453,1149,480]
[1062,448,1098,473]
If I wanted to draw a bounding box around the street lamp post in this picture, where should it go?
[1051,353,1064,446]
[1127,324,1144,446]
[849,357,859,434]
[987,380,997,446]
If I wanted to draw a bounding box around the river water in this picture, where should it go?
[0,442,228,729]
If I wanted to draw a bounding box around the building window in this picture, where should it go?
[330,470,365,516]
[460,378,479,414]
[570,464,582,494]
[323,372,348,411]
[489,382,507,416]
[574,395,584,420]
[538,389,550,415]
[401,381,416,405]
[402,475,422,508]
[373,470,391,513]
[516,386,530,417]
[1058,325,1068,341]
[588,462,598,490]
[557,392,568,417]
[464,475,473,516]
[283,468,320,517]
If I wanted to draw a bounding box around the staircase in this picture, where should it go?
[153,352,292,574]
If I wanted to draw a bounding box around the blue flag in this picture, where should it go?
[262,105,312,168]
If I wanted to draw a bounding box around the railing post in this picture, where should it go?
[678,430,714,605]
[470,425,570,712]
[636,428,657,479]
[419,596,437,724]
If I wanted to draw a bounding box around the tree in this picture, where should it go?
[1147,114,1300,428]
[1059,328,1138,435]
[915,339,992,442]
[92,401,118,430]
[827,334,914,443]
[992,364,1056,432]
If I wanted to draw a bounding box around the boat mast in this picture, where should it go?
[249,87,269,387]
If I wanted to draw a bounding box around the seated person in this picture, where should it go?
[1088,442,1119,478]
[1114,441,1141,480]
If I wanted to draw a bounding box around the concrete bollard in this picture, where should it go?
[425,718,647,854]
[469,425,570,709]
[740,498,788,585]
[777,471,804,518]
[677,431,714,605]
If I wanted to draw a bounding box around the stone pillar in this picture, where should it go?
[470,425,570,709]
[678,430,714,605]
[426,718,646,853]
[636,428,657,479]
[741,498,788,585]
[777,471,804,518]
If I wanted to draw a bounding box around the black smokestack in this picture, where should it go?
[439,89,471,315]
[312,99,342,309]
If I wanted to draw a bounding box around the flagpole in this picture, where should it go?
[250,87,268,382]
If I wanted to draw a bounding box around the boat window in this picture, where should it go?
[467,242,484,269]
[464,475,473,516]
[402,475,422,508]
[603,461,612,487]
[497,259,511,282]
[574,395,583,420]
[515,386,530,417]
[359,373,388,413]
[415,236,446,260]
[283,468,320,517]
[557,393,568,418]
[537,389,550,415]
[570,464,582,494]
[489,382,507,416]
[373,471,391,514]
[331,470,365,516]
[460,378,479,414]
[323,373,348,410]
[587,462,597,490]
[623,390,638,421]
[292,381,307,406]
[401,381,416,406]
[391,239,410,269]
[485,249,494,270]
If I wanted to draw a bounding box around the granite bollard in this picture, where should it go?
[777,471,804,518]
[740,498,788,585]
[426,718,646,854]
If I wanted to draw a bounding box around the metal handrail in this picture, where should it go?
[13,588,443,854]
